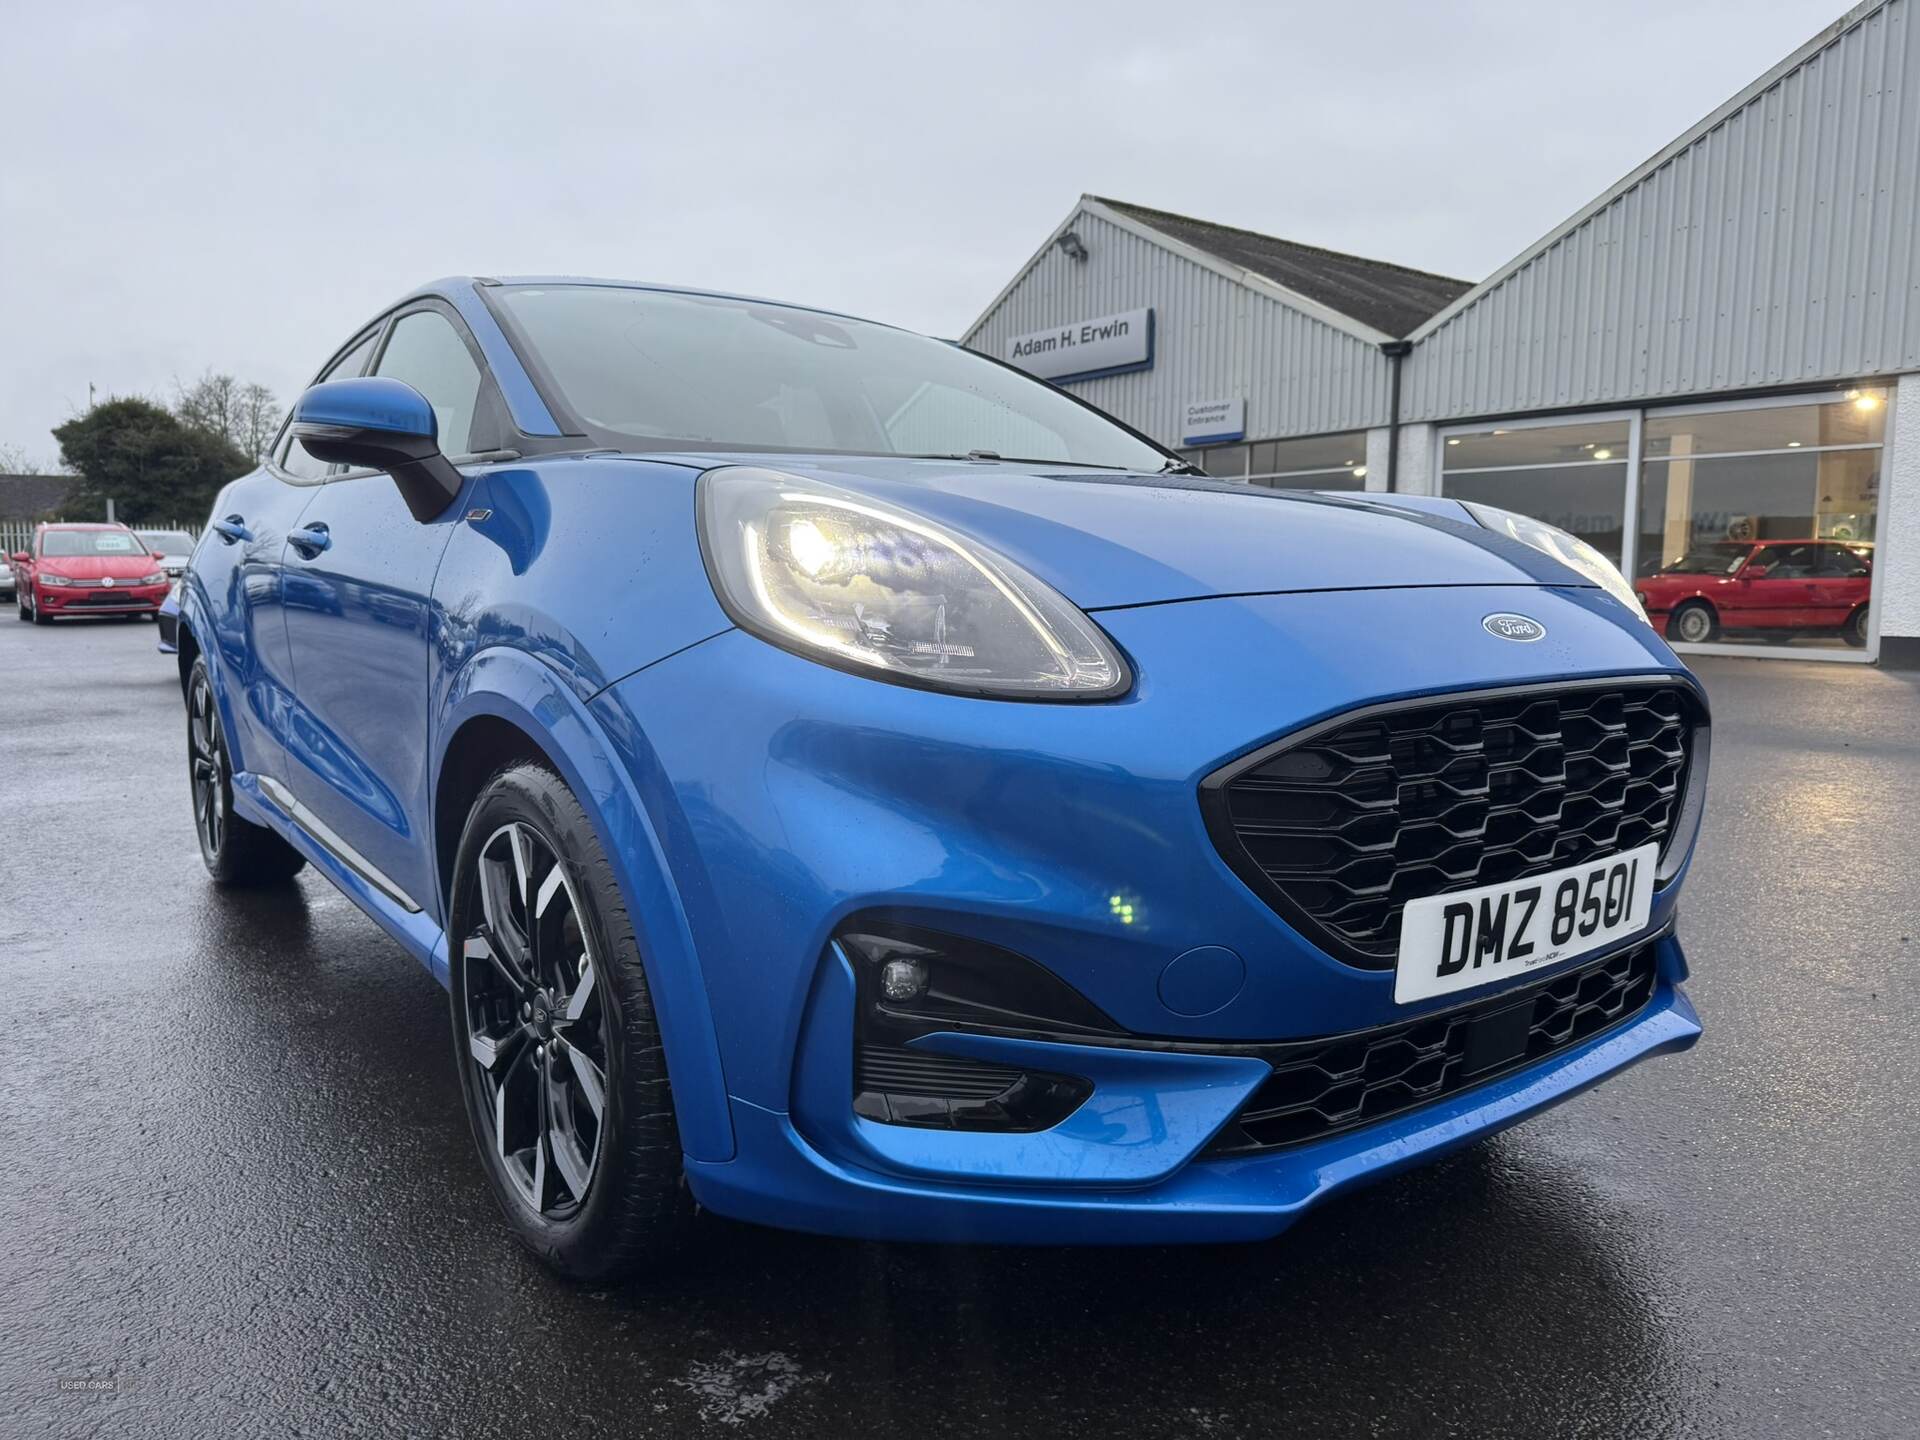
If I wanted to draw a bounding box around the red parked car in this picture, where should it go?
[12,523,172,625]
[1636,539,1872,647]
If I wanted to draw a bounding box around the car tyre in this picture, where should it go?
[447,762,694,1283]
[186,657,308,886]
[1842,606,1869,648]
[1668,601,1718,644]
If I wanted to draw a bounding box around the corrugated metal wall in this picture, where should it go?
[963,208,1394,443]
[1405,0,1920,422]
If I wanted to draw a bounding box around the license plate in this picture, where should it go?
[1393,843,1657,1005]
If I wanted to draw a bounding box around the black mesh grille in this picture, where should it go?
[856,1044,1023,1101]
[1206,680,1698,968]
[1208,940,1660,1154]
[851,1042,1093,1131]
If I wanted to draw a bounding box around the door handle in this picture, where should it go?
[211,514,252,545]
[288,523,332,558]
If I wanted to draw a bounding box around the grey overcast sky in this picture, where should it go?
[0,0,1846,466]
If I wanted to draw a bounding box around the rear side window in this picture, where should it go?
[1813,544,1870,577]
[374,311,483,457]
[280,330,382,480]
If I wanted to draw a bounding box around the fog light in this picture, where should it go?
[880,958,929,1003]
[837,921,1109,1134]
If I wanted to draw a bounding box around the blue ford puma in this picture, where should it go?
[177,277,1706,1279]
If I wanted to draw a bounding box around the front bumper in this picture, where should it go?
[35,582,169,615]
[595,582,1700,1241]
[688,945,1699,1244]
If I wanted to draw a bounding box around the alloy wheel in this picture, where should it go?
[461,822,611,1219]
[188,673,225,859]
[1674,608,1711,643]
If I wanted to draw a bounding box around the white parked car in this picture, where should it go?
[136,529,197,579]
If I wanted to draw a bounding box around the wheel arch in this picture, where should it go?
[1844,600,1871,645]
[171,585,250,782]
[175,608,202,694]
[435,647,736,1162]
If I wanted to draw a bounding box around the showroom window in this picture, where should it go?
[1439,417,1633,566]
[1249,431,1367,490]
[1177,430,1367,490]
[1437,390,1889,660]
[1636,393,1885,652]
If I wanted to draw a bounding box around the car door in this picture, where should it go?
[280,302,495,914]
[1735,543,1819,628]
[192,328,381,786]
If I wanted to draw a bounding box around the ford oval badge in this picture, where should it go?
[1483,613,1546,642]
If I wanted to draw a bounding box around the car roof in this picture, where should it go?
[38,522,130,531]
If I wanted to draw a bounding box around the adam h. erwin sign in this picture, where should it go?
[1005,308,1153,383]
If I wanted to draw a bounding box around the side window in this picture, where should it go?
[279,329,382,481]
[279,434,330,483]
[374,311,484,457]
[1813,544,1870,577]
[1754,544,1815,578]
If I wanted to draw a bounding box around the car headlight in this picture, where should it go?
[698,466,1130,699]
[39,573,73,587]
[1461,502,1646,617]
[138,571,167,586]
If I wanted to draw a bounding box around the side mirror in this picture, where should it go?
[291,377,462,523]
[9,551,26,564]
[1743,564,1770,579]
[151,551,168,562]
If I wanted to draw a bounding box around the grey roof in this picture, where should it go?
[0,474,78,523]
[1093,197,1473,339]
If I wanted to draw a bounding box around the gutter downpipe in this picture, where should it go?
[1381,339,1412,493]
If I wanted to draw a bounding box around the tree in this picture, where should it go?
[238,382,280,460]
[53,397,251,524]
[175,370,281,460]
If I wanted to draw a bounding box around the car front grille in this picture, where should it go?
[71,588,150,605]
[1206,938,1661,1154]
[1203,679,1700,969]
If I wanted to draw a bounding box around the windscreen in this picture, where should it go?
[139,531,195,553]
[40,530,147,558]
[493,284,1169,470]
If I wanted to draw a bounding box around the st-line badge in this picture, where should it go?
[1483,613,1546,642]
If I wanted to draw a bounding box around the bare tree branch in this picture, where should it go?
[174,370,279,460]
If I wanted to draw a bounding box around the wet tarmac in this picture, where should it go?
[3,616,1916,1438]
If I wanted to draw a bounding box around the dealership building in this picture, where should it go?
[965,0,1920,668]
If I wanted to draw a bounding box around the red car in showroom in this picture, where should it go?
[13,523,171,624]
[1636,539,1872,647]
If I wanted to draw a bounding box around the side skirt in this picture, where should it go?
[233,771,451,985]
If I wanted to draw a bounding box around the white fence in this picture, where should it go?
[1,518,201,557]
